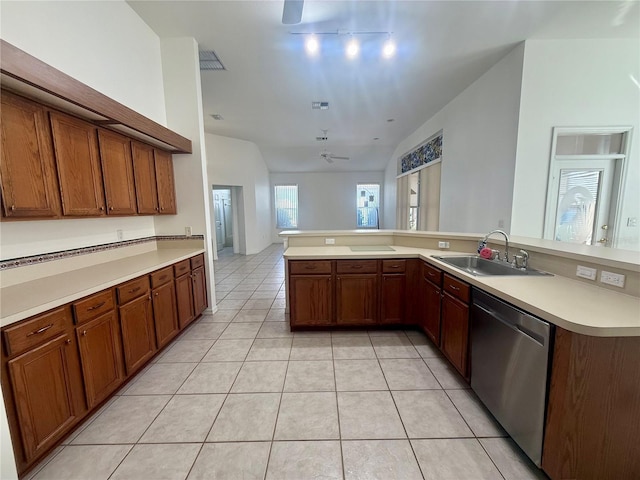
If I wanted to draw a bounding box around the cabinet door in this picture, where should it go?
[0,92,61,218]
[154,150,177,214]
[441,292,470,378]
[49,111,105,216]
[422,279,442,345]
[8,334,83,462]
[381,274,405,324]
[152,280,180,348]
[175,273,196,329]
[131,142,158,214]
[192,266,208,316]
[118,295,156,375]
[336,274,378,325]
[76,311,125,408]
[290,275,333,327]
[97,130,137,215]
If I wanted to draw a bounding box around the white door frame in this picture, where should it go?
[544,126,633,247]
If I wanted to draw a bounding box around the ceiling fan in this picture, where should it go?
[282,0,304,24]
[320,150,350,164]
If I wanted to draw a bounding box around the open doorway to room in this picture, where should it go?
[213,187,233,255]
[212,185,247,257]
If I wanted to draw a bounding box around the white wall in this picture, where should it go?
[0,0,167,260]
[512,39,640,251]
[270,171,385,241]
[205,134,272,254]
[385,44,525,234]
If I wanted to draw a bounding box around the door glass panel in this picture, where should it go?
[554,169,602,245]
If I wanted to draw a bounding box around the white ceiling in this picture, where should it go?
[128,1,639,173]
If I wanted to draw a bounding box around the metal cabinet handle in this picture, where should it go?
[65,339,71,345]
[10,205,16,211]
[390,265,400,269]
[351,265,363,269]
[304,265,317,270]
[87,301,105,311]
[82,330,87,336]
[428,271,436,277]
[154,292,159,297]
[26,324,53,337]
[99,206,105,211]
[128,287,141,294]
[449,285,460,291]
[160,206,164,212]
[109,206,114,211]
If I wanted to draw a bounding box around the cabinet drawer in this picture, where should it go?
[151,267,173,288]
[443,274,470,303]
[289,261,332,275]
[337,260,377,274]
[174,259,191,277]
[117,276,150,305]
[3,307,71,357]
[190,254,204,270]
[423,262,442,286]
[73,290,115,325]
[382,259,406,273]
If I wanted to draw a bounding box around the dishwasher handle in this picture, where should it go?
[473,301,549,347]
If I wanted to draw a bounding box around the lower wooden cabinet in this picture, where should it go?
[7,333,85,463]
[420,262,443,345]
[192,266,208,316]
[290,275,333,327]
[118,293,156,375]
[336,274,378,325]
[76,311,125,408]
[381,274,405,324]
[175,272,196,329]
[1,253,207,477]
[440,291,470,379]
[152,280,179,348]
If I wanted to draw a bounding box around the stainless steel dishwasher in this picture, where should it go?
[471,289,553,467]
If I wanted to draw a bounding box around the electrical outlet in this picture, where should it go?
[576,265,597,281]
[116,229,124,241]
[438,241,450,249]
[325,238,335,245]
[628,217,638,227]
[600,271,625,288]
[498,219,505,228]
[185,226,192,237]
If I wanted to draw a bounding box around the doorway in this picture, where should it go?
[213,188,233,254]
[544,127,631,247]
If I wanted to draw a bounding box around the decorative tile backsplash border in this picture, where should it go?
[399,131,443,174]
[0,235,205,270]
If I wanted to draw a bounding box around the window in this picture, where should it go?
[274,185,298,228]
[356,183,380,228]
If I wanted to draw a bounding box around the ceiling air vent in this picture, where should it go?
[316,136,328,141]
[199,50,226,71]
[312,101,329,110]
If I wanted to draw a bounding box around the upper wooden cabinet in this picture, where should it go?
[131,142,159,214]
[97,130,137,215]
[154,149,177,214]
[0,92,61,218]
[49,111,105,216]
[1,91,179,221]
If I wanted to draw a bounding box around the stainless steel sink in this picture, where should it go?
[432,255,552,277]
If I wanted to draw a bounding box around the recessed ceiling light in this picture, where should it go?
[312,101,329,110]
[387,118,395,122]
[305,35,320,56]
[382,38,396,58]
[210,114,224,120]
[346,37,359,59]
[373,137,380,140]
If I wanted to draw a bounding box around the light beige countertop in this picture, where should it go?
[284,246,640,337]
[1,248,204,328]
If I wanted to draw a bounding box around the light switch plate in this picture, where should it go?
[325,238,335,245]
[438,241,450,249]
[185,226,192,237]
[576,265,597,281]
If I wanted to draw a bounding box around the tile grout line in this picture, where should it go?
[331,327,347,479]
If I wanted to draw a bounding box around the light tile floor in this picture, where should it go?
[27,244,547,480]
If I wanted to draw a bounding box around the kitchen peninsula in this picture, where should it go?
[280,229,640,479]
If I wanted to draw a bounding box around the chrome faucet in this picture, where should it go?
[478,230,510,263]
